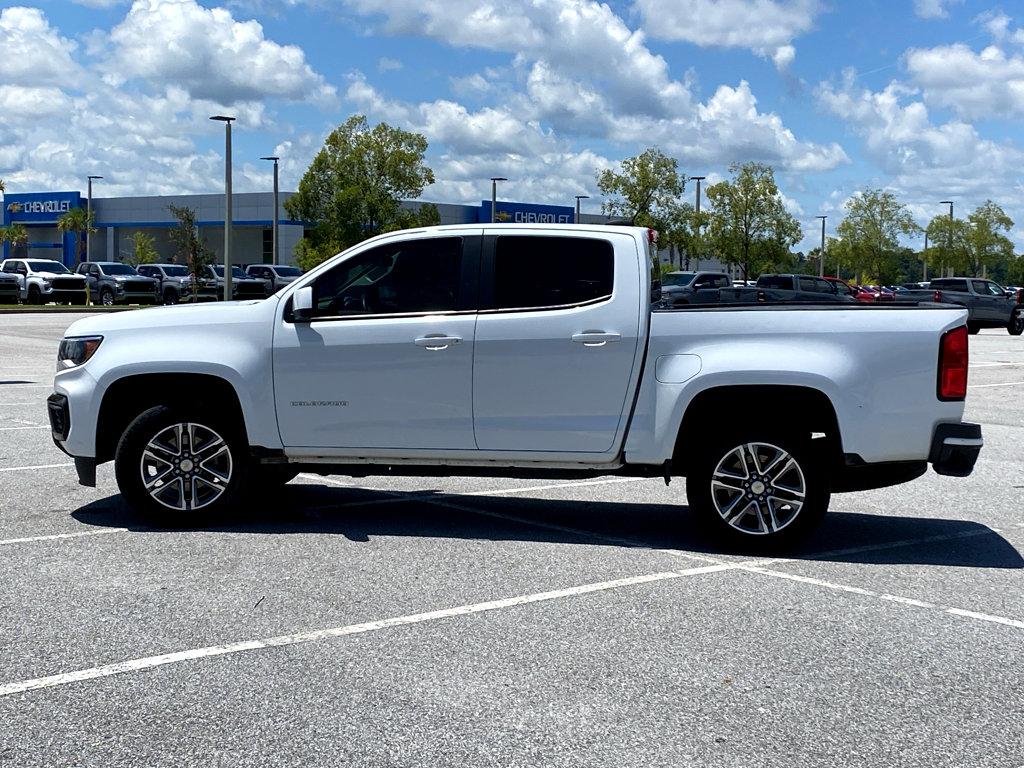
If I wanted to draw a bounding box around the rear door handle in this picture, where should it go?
[414,334,462,350]
[571,331,621,346]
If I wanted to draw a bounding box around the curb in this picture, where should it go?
[0,306,139,315]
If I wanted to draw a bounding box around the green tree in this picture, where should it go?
[924,215,969,277]
[596,147,685,228]
[835,189,919,284]
[0,223,29,259]
[286,115,436,269]
[660,202,711,269]
[705,162,801,280]
[167,205,214,300]
[964,201,1014,277]
[56,207,95,266]
[125,231,159,267]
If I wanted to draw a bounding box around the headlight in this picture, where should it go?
[41,279,52,289]
[57,336,103,370]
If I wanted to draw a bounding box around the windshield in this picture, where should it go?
[161,265,189,277]
[275,266,302,277]
[212,266,247,279]
[102,263,138,275]
[662,272,696,287]
[27,260,70,274]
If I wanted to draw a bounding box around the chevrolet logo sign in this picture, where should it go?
[6,202,22,213]
[495,211,512,222]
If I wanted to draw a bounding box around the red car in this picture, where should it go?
[824,276,877,303]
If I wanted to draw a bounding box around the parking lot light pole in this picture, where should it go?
[211,116,236,299]
[816,215,827,277]
[689,176,706,270]
[86,175,102,262]
[923,231,929,281]
[574,195,589,224]
[940,201,954,278]
[260,156,280,266]
[490,177,507,223]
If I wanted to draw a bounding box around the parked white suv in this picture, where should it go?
[48,224,981,547]
[1,259,87,305]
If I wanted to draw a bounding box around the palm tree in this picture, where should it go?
[56,207,95,265]
[0,223,29,258]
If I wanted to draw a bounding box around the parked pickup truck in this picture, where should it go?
[904,278,1024,335]
[659,271,731,306]
[753,274,858,304]
[195,265,269,300]
[0,268,19,303]
[136,263,194,305]
[48,224,982,547]
[75,261,159,306]
[1,258,87,305]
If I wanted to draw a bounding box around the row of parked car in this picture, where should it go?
[0,259,304,306]
[659,270,1024,334]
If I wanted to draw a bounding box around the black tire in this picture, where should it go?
[99,288,114,306]
[163,288,179,306]
[1008,311,1024,336]
[114,405,249,524]
[967,322,981,335]
[687,429,830,550]
[27,285,42,305]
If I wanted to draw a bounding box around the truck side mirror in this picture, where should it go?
[292,285,314,322]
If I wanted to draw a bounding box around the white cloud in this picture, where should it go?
[0,6,81,87]
[633,0,819,70]
[905,43,1024,119]
[344,0,691,118]
[103,0,336,106]
[377,56,402,72]
[913,0,962,19]
[817,72,1024,231]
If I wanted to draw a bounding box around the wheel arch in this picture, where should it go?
[672,384,844,476]
[95,372,247,463]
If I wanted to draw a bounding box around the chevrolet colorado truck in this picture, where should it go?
[48,224,982,546]
[905,278,1024,335]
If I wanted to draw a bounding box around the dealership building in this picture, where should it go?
[3,189,724,271]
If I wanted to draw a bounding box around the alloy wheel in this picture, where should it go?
[139,422,233,511]
[710,442,806,535]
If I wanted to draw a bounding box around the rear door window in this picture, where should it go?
[488,236,613,310]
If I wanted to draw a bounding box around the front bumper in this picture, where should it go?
[929,422,983,477]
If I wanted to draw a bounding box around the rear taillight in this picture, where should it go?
[938,326,968,401]
[933,290,942,303]
[1016,288,1024,305]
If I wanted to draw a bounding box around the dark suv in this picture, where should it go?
[660,271,731,306]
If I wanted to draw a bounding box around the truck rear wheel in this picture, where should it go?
[115,405,248,523]
[1008,311,1023,336]
[687,430,829,549]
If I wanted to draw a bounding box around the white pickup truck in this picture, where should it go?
[48,224,982,546]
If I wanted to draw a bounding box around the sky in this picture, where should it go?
[2,0,1024,253]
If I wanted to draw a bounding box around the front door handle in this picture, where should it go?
[414,334,462,350]
[571,331,621,347]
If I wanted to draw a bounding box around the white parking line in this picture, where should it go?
[0,462,73,473]
[0,529,126,547]
[969,381,1024,389]
[0,426,49,431]
[0,562,737,698]
[738,566,1024,631]
[969,362,1024,368]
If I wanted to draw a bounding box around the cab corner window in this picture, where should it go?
[492,236,613,311]
[310,237,463,318]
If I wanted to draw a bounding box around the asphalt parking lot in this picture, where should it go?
[1,312,1022,767]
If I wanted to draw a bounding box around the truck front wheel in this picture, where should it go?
[114,406,248,523]
[687,431,829,549]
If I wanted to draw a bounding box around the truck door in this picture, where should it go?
[273,233,480,450]
[472,232,642,453]
[971,280,998,321]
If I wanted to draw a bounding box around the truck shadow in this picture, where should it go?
[71,481,1024,569]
